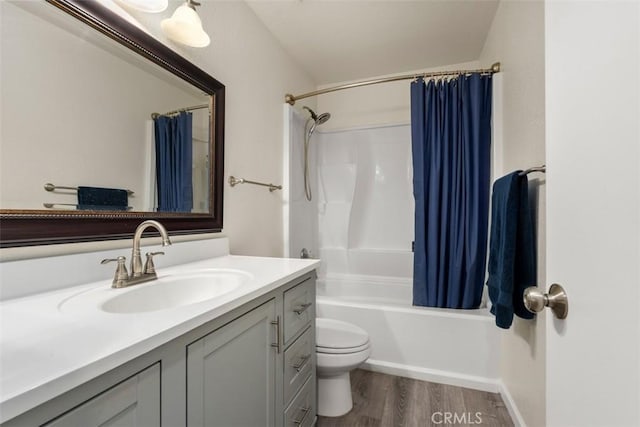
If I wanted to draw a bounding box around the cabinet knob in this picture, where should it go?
[293,406,311,425]
[293,302,312,315]
[292,354,311,372]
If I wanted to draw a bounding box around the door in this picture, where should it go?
[44,364,160,427]
[187,300,278,427]
[545,2,639,426]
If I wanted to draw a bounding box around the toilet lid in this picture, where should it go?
[316,318,369,350]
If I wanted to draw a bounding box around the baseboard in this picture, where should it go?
[361,359,500,393]
[498,381,527,427]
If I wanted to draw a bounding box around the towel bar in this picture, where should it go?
[519,165,546,176]
[228,176,282,192]
[44,183,135,196]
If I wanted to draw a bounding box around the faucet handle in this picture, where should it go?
[101,256,129,288]
[144,252,164,275]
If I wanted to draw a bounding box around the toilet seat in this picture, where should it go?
[316,318,369,352]
[316,341,370,354]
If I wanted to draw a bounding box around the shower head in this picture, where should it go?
[316,112,331,125]
[302,106,331,125]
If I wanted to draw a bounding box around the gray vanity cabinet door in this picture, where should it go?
[187,299,277,427]
[43,363,160,427]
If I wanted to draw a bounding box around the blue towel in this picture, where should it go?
[77,204,131,211]
[487,172,536,329]
[77,186,128,207]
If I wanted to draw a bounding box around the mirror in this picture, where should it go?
[0,0,225,247]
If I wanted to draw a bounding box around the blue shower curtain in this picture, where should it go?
[154,112,193,212]
[411,74,492,309]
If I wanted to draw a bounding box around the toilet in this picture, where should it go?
[316,317,371,417]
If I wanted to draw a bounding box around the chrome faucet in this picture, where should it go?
[101,220,172,288]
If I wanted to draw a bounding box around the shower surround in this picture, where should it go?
[285,107,499,390]
[314,123,414,278]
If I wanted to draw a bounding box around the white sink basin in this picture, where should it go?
[59,269,253,314]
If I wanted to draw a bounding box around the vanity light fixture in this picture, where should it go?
[161,0,210,48]
[114,0,168,13]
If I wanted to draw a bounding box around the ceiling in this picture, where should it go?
[246,0,500,85]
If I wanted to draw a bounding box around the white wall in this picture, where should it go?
[0,0,315,258]
[179,1,315,257]
[479,1,546,426]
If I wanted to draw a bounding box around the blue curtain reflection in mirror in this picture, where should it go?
[153,112,193,212]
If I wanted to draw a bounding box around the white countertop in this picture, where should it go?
[0,255,319,423]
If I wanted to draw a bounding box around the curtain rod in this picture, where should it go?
[151,104,209,119]
[285,62,500,106]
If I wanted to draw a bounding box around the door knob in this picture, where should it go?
[523,284,568,319]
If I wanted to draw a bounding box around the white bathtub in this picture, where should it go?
[316,275,501,392]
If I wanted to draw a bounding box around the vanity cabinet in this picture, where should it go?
[2,271,316,427]
[281,274,316,424]
[186,299,277,427]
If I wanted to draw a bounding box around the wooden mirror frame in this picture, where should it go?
[0,0,225,248]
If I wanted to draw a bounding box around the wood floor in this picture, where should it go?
[317,370,513,427]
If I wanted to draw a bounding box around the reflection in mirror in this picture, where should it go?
[152,106,210,213]
[0,0,225,247]
[1,0,210,214]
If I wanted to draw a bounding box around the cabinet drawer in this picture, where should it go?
[284,326,314,404]
[283,278,314,345]
[44,363,160,427]
[284,376,315,427]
